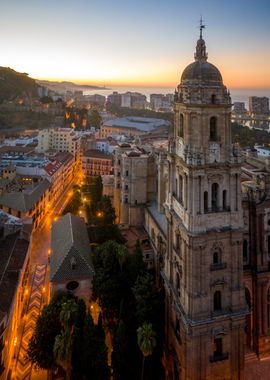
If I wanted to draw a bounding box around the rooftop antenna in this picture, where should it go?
[199,16,205,39]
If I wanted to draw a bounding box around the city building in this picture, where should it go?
[150,93,173,112]
[50,213,94,301]
[100,116,170,138]
[113,144,156,226]
[107,91,147,109]
[82,149,113,177]
[233,102,247,113]
[249,96,269,115]
[107,91,122,107]
[36,128,81,161]
[44,152,74,204]
[0,230,30,379]
[0,179,51,229]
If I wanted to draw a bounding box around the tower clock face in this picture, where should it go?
[209,142,220,163]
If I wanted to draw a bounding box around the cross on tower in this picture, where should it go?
[199,16,205,39]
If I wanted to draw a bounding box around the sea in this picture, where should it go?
[84,86,270,109]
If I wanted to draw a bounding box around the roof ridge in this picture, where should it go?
[69,213,74,245]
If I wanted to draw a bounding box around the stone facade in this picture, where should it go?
[112,31,270,379]
[161,34,247,380]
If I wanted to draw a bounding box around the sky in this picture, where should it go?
[0,0,270,88]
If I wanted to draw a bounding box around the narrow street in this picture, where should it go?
[11,179,78,380]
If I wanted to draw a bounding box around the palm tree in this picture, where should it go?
[137,322,156,380]
[60,299,78,330]
[116,244,128,272]
[54,299,78,379]
[54,329,73,380]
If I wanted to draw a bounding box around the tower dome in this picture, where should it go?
[181,37,223,86]
[175,26,231,106]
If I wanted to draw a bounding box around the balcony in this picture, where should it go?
[209,352,229,362]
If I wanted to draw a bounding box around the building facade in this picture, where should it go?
[82,149,113,177]
[36,128,81,160]
[110,30,270,380]
[249,97,269,115]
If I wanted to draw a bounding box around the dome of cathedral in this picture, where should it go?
[181,60,223,85]
[180,36,223,86]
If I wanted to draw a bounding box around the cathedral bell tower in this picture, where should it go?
[163,26,247,379]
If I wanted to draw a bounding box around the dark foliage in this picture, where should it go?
[0,67,38,103]
[27,292,73,369]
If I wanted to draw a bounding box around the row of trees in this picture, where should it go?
[64,107,102,129]
[63,185,82,215]
[232,122,270,147]
[27,292,109,379]
[82,176,125,244]
[93,240,163,380]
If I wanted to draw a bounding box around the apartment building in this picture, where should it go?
[249,96,269,114]
[36,128,81,160]
[82,150,113,177]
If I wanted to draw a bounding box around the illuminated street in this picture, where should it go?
[11,179,78,380]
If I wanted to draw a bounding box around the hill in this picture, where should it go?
[36,79,108,93]
[0,67,38,103]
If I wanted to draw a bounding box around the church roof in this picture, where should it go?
[50,213,94,282]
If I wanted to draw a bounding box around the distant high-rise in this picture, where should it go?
[233,101,247,113]
[249,96,269,114]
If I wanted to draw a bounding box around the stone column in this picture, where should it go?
[257,284,262,335]
[188,175,193,213]
[263,284,268,335]
[183,173,187,210]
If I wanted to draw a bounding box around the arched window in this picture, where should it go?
[176,272,180,295]
[213,338,223,358]
[211,94,216,104]
[245,287,251,309]
[222,190,227,210]
[243,239,248,263]
[175,178,178,198]
[214,290,222,311]
[179,114,184,138]
[204,191,208,212]
[213,251,220,264]
[211,183,219,210]
[179,175,183,204]
[210,117,217,140]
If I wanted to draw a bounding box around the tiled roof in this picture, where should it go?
[50,213,94,282]
[44,152,73,176]
[0,179,51,212]
[0,233,29,318]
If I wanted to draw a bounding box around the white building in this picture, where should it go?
[36,128,81,159]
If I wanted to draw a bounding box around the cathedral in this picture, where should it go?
[114,27,270,379]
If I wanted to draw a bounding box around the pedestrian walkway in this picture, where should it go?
[14,264,47,380]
